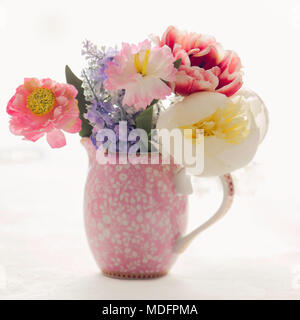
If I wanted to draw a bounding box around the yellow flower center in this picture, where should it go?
[179,101,250,144]
[27,88,55,116]
[134,49,150,76]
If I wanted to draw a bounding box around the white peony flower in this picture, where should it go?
[156,89,268,177]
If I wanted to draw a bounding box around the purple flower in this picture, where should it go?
[82,40,146,153]
[81,40,117,103]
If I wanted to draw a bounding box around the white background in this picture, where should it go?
[0,0,300,299]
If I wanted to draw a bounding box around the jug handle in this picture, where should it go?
[173,173,234,254]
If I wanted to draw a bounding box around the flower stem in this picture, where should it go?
[82,70,99,103]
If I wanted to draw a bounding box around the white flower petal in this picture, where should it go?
[232,88,269,144]
[196,112,260,176]
[159,92,229,128]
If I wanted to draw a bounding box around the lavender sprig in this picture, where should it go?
[81,40,142,152]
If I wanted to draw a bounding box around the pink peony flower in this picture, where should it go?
[158,26,243,97]
[105,39,177,110]
[7,78,81,148]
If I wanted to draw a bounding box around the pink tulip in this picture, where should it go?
[159,26,243,97]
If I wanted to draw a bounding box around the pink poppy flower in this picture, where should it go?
[105,39,177,110]
[158,26,243,97]
[7,78,81,148]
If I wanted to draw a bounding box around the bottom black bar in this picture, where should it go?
[0,300,296,318]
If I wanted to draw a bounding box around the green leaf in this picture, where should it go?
[174,58,182,69]
[135,104,154,136]
[65,65,93,137]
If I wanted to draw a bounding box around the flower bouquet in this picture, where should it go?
[6,26,268,279]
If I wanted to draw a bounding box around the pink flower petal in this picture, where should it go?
[105,39,177,110]
[174,65,219,95]
[189,45,220,70]
[63,117,82,133]
[23,131,45,142]
[53,100,81,132]
[147,46,176,81]
[6,94,23,116]
[216,74,243,97]
[160,25,181,50]
[46,129,66,148]
[23,78,40,92]
[41,78,56,90]
[6,78,80,147]
[159,26,242,97]
[123,77,172,110]
[56,96,69,107]
[173,44,191,66]
[216,51,243,96]
[66,84,78,98]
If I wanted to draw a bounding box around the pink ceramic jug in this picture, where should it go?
[82,138,234,279]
